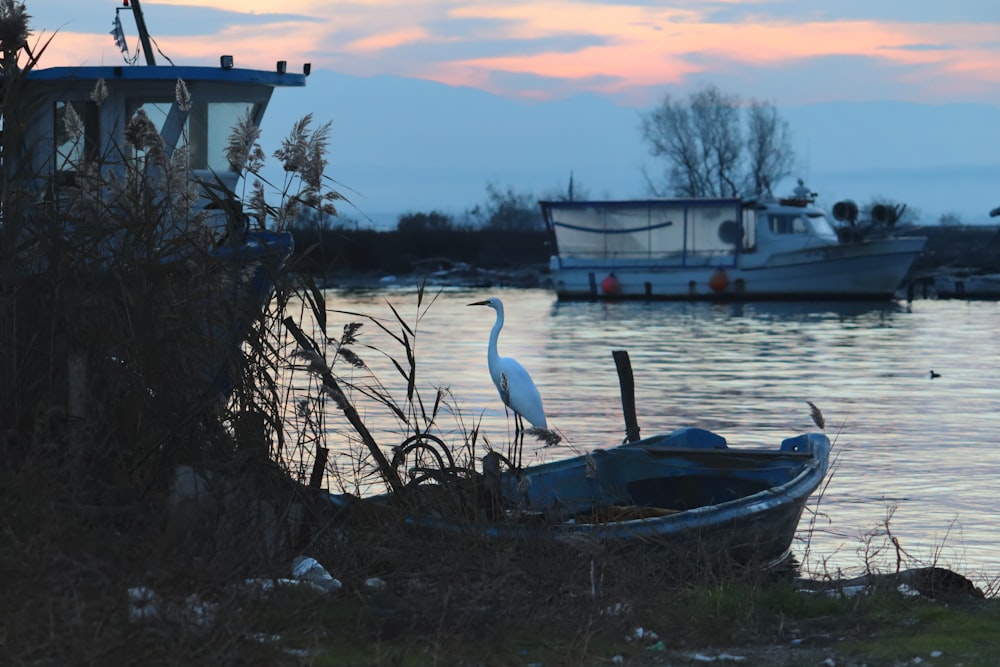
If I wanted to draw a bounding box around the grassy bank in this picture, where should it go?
[223,509,999,666]
[4,495,997,666]
[238,558,1000,667]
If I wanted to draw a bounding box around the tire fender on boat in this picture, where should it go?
[709,268,729,292]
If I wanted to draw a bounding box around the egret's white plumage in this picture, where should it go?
[468,297,547,429]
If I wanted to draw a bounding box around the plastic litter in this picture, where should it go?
[292,555,342,594]
[128,587,160,621]
[364,576,387,591]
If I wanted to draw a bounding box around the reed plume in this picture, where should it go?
[807,400,825,430]
[224,108,262,173]
[91,77,108,105]
[174,77,191,112]
[0,0,30,56]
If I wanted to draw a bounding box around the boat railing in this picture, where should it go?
[557,249,738,268]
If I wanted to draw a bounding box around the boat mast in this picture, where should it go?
[128,0,157,66]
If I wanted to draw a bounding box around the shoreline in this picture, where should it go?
[311,263,551,291]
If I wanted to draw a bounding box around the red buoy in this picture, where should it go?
[601,273,622,296]
[709,268,729,292]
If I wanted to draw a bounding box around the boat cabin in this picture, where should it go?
[8,64,306,207]
[744,197,840,265]
[540,196,843,269]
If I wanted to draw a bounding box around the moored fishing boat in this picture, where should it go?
[540,190,926,301]
[1,0,308,397]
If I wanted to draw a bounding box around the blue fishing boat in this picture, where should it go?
[328,426,831,566]
[1,0,305,398]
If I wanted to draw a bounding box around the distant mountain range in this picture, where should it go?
[262,71,1000,229]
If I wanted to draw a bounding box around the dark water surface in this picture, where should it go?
[292,287,1000,586]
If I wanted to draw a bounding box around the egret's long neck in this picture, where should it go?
[487,306,503,373]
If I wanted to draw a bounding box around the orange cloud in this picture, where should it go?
[39,18,330,72]
[177,21,331,68]
[34,33,118,68]
[344,27,433,54]
[139,0,298,11]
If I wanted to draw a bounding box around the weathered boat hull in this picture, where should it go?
[328,428,831,565]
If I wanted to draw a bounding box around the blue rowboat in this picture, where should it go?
[328,426,831,566]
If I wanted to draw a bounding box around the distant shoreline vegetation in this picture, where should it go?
[289,227,552,277]
[288,183,554,277]
[287,222,1000,283]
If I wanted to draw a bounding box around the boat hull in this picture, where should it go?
[328,428,831,566]
[550,237,926,301]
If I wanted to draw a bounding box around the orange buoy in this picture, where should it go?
[709,268,729,292]
[601,273,622,296]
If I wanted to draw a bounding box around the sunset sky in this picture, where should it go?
[30,1,1000,107]
[22,1,1000,223]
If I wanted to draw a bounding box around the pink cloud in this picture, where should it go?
[424,8,1000,102]
[28,1,1000,105]
[344,27,433,54]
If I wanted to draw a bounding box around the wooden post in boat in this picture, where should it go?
[612,350,641,443]
[283,317,404,494]
[129,0,157,66]
[308,446,329,490]
[296,444,330,551]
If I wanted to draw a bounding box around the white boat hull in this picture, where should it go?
[541,195,926,301]
[550,236,927,300]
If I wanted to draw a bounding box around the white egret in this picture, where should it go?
[468,297,546,466]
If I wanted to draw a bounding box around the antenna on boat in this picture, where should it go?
[117,0,157,66]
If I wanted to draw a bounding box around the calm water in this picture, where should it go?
[290,287,1000,586]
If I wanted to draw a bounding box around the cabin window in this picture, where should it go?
[188,101,258,173]
[127,99,258,173]
[768,214,809,235]
[54,100,99,177]
[128,99,173,164]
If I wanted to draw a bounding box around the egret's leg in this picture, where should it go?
[514,413,524,470]
[504,406,516,466]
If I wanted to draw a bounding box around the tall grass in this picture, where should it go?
[278,284,493,498]
[0,12,354,659]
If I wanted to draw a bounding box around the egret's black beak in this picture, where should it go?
[467,300,490,307]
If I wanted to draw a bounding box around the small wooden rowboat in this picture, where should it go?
[328,426,831,566]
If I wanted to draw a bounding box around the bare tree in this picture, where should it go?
[641,85,795,199]
[745,99,794,197]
